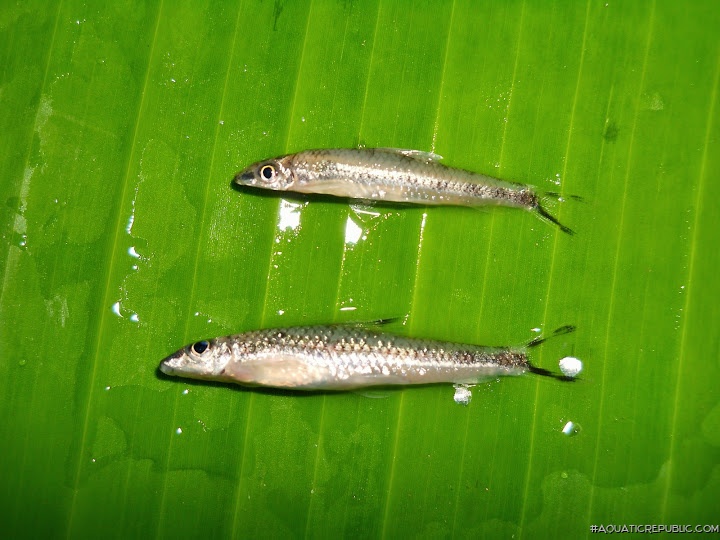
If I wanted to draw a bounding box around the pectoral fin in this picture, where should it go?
[226,354,322,388]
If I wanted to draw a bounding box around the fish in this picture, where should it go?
[234,148,574,234]
[159,323,575,390]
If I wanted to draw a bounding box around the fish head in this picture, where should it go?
[234,155,295,191]
[159,339,229,381]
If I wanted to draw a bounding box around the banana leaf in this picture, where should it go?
[1,0,719,537]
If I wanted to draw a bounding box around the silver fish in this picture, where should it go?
[234,148,573,234]
[159,324,573,390]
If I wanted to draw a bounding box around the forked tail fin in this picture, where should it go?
[526,324,576,348]
[536,203,575,235]
[535,192,583,236]
[525,325,578,382]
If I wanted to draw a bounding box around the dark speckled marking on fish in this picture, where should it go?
[234,148,574,234]
[159,324,575,390]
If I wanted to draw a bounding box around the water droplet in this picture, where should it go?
[18,359,26,366]
[219,120,224,125]
[182,389,189,395]
[125,206,136,234]
[344,215,363,245]
[453,384,473,406]
[339,297,356,313]
[301,116,306,122]
[559,357,583,378]
[128,246,141,259]
[562,421,581,436]
[105,386,111,391]
[112,300,140,323]
[277,309,285,315]
[176,427,183,435]
[12,230,29,248]
[277,199,303,231]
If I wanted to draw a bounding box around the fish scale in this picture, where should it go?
[285,148,533,206]
[234,147,573,233]
[160,325,534,390]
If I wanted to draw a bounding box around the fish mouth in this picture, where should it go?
[159,350,185,376]
[159,357,178,376]
[234,170,256,185]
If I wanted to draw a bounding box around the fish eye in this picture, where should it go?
[191,340,209,355]
[260,165,275,180]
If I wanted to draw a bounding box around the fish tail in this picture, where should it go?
[536,203,574,235]
[530,190,581,235]
[527,363,576,382]
[545,191,584,202]
[526,324,576,348]
[525,325,577,382]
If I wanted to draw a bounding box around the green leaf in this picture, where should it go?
[2,0,719,537]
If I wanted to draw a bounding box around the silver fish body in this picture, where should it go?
[234,148,572,233]
[159,325,535,390]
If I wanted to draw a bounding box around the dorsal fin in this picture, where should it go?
[374,148,444,163]
[334,317,407,332]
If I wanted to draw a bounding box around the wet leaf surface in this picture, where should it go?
[1,1,719,537]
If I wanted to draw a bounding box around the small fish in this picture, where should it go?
[159,323,575,390]
[234,148,574,234]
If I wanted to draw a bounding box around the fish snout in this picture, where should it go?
[160,356,178,375]
[159,350,186,376]
[234,170,256,185]
[159,359,174,375]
